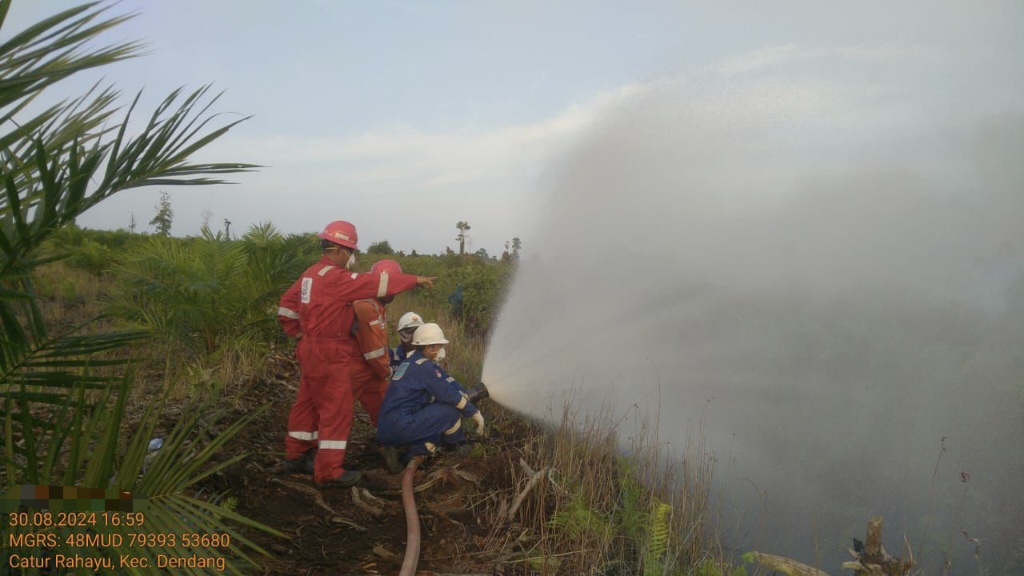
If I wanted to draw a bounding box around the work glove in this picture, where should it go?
[471,412,485,435]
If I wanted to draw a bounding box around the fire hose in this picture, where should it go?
[398,455,424,576]
[397,383,490,576]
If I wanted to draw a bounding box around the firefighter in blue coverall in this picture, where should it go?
[389,311,424,368]
[377,323,484,472]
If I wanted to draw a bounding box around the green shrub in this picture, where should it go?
[46,225,151,271]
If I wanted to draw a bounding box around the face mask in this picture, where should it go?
[435,347,446,361]
[346,253,357,269]
[399,330,416,344]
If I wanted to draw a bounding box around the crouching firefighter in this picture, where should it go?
[390,311,424,368]
[377,323,484,472]
[277,220,435,488]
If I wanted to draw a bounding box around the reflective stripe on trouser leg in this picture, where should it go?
[285,373,320,459]
[408,441,438,458]
[444,418,462,435]
[311,360,354,484]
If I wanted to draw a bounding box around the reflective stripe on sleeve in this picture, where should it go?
[455,396,468,410]
[318,265,334,276]
[415,358,429,365]
[368,319,381,326]
[319,440,347,450]
[445,377,456,383]
[351,272,359,279]
[289,431,318,441]
[444,419,462,435]
[278,307,300,320]
[363,347,387,360]
[377,272,389,298]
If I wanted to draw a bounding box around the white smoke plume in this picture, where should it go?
[484,50,1024,572]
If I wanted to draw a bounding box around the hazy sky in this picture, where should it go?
[5,1,1022,255]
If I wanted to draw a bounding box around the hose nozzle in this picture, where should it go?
[466,382,489,403]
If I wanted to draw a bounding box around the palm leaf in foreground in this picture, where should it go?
[0,2,280,573]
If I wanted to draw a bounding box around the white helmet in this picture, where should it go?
[397,312,424,332]
[412,323,449,346]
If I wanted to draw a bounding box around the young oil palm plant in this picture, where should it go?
[1,1,281,572]
[103,223,314,391]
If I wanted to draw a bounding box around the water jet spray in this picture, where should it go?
[483,72,1024,571]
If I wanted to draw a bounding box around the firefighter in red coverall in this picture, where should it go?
[277,221,435,487]
[349,259,404,428]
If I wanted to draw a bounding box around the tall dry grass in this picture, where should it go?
[31,261,107,326]
[486,398,722,575]
[390,291,728,574]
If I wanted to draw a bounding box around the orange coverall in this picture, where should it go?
[350,298,391,427]
[278,256,418,484]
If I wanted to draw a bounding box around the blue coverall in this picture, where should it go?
[389,345,411,369]
[377,350,478,459]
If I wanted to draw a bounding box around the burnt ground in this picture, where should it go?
[212,351,539,576]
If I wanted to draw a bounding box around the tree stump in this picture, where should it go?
[840,517,916,576]
[751,516,915,576]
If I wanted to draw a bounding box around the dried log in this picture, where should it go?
[751,552,831,576]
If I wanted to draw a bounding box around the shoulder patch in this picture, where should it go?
[393,362,409,380]
[435,369,442,378]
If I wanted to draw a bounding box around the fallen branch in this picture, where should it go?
[508,465,549,521]
[358,487,387,507]
[270,478,336,514]
[270,478,366,531]
[751,517,914,576]
[379,466,468,496]
[520,458,536,477]
[372,544,397,559]
[328,514,368,532]
[452,467,481,485]
[351,486,384,517]
[751,552,831,576]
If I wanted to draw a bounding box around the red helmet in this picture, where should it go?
[370,259,402,276]
[317,220,359,250]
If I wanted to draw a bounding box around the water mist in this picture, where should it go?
[482,62,1024,571]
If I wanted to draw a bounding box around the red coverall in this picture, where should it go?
[278,256,419,484]
[350,298,391,427]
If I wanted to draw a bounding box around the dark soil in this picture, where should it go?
[214,351,536,576]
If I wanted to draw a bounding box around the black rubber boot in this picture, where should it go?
[380,445,403,474]
[319,469,362,488]
[282,450,315,475]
